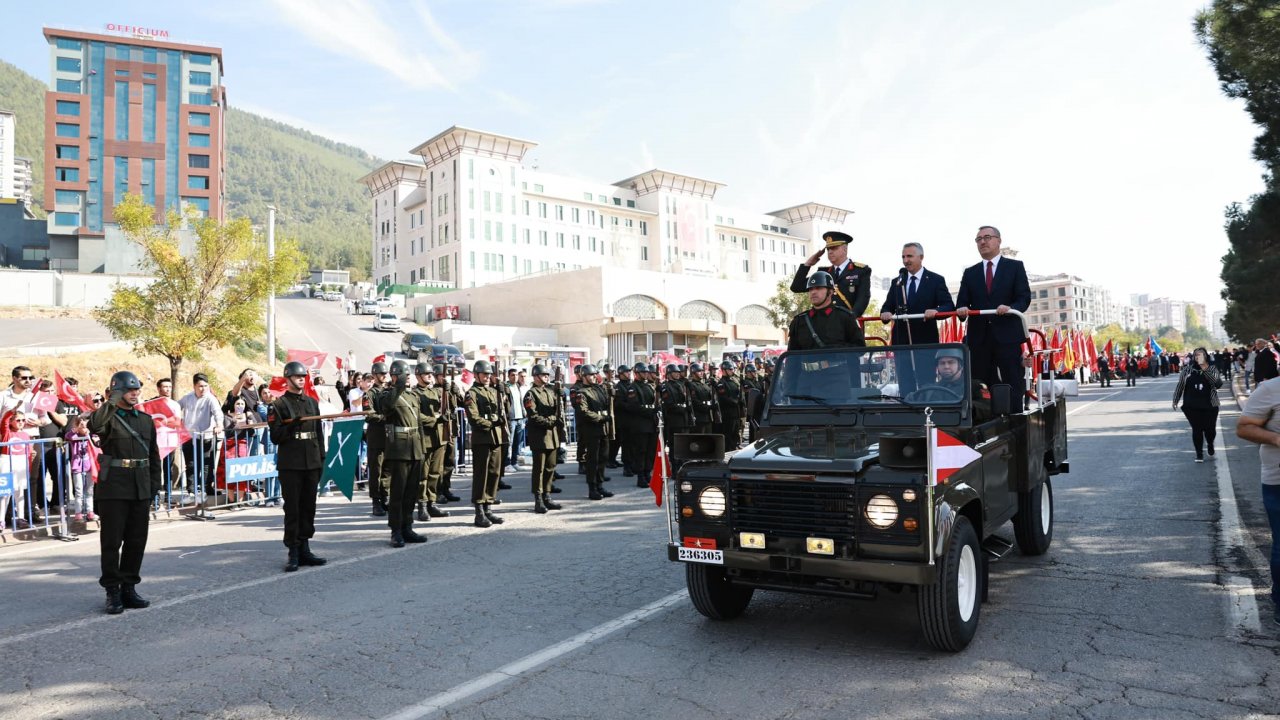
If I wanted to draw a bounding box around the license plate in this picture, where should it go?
[678,547,724,565]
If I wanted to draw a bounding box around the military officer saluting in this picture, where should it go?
[522,364,564,513]
[268,361,328,572]
[788,271,864,350]
[90,371,163,614]
[375,360,428,547]
[791,230,872,320]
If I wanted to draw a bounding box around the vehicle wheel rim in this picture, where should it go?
[957,544,977,622]
[1039,482,1051,534]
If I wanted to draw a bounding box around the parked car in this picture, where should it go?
[400,332,435,357]
[358,299,379,315]
[376,297,393,307]
[323,291,342,301]
[426,343,465,368]
[373,312,401,332]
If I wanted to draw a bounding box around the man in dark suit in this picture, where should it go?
[955,226,1032,402]
[880,242,955,394]
[791,230,872,321]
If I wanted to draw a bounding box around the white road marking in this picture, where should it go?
[1066,389,1123,417]
[380,590,688,720]
[1213,414,1264,636]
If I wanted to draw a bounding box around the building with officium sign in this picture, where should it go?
[360,126,860,363]
[40,25,225,273]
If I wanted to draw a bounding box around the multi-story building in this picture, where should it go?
[0,110,16,202]
[13,157,34,206]
[360,126,858,361]
[1026,274,1103,331]
[1146,297,1187,333]
[1123,304,1150,331]
[41,26,225,273]
[1212,310,1229,343]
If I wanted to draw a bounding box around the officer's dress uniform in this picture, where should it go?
[376,383,425,541]
[574,383,613,499]
[716,375,743,451]
[791,262,871,346]
[787,305,864,351]
[465,382,503,506]
[89,401,162,593]
[268,390,325,553]
[523,383,562,506]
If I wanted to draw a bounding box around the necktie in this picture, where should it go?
[907,275,917,305]
[984,261,994,293]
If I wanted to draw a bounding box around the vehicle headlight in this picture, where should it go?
[698,486,726,518]
[864,494,898,529]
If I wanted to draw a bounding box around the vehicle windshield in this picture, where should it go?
[379,313,398,320]
[408,334,431,343]
[770,345,971,408]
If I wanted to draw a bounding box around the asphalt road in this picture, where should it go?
[0,375,1277,719]
[0,317,114,350]
[273,293,424,376]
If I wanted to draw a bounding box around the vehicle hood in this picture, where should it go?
[727,428,877,474]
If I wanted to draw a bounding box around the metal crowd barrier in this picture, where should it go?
[1,435,77,542]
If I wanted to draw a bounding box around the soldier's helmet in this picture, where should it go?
[688,362,704,373]
[806,271,836,290]
[414,362,432,375]
[282,361,308,378]
[677,364,688,373]
[109,370,143,392]
[632,362,648,374]
[935,348,966,363]
[580,364,599,375]
[744,363,757,373]
[473,360,494,374]
[601,363,613,373]
[720,361,734,371]
[665,363,679,374]
[617,364,631,373]
[389,359,412,377]
[432,363,447,375]
[573,364,583,375]
[531,364,550,376]
[371,361,389,374]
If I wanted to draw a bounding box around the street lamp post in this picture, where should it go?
[267,205,277,367]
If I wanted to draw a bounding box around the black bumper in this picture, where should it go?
[668,545,937,586]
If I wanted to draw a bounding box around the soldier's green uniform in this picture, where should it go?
[374,360,427,547]
[465,361,505,528]
[574,365,613,500]
[434,370,464,503]
[415,363,451,521]
[523,364,564,513]
[570,368,586,473]
[365,362,391,517]
[686,364,718,434]
[90,371,163,614]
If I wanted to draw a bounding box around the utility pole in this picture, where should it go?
[267,205,277,367]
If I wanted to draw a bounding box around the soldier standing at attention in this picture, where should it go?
[624,363,660,487]
[614,365,635,476]
[570,365,586,475]
[791,230,872,321]
[414,363,451,522]
[741,363,765,443]
[267,362,328,573]
[466,361,505,528]
[90,371,162,614]
[787,271,864,351]
[687,363,718,434]
[660,364,693,472]
[491,371,513,498]
[432,365,464,504]
[601,364,623,470]
[523,365,564,513]
[574,365,613,500]
[715,361,743,452]
[376,360,427,547]
[365,361,391,517]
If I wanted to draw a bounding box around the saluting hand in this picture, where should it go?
[805,249,824,267]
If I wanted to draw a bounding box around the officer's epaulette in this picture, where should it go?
[853,262,866,268]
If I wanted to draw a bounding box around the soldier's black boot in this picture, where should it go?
[533,494,548,514]
[483,503,505,524]
[442,489,461,503]
[427,502,450,518]
[550,483,563,492]
[588,481,604,501]
[285,547,300,572]
[402,525,428,544]
[390,530,405,548]
[121,585,150,609]
[371,497,387,517]
[498,479,512,490]
[542,493,562,510]
[553,471,566,480]
[637,476,650,488]
[598,477,614,498]
[105,587,124,615]
[416,502,429,521]
[298,540,327,567]
[473,504,492,528]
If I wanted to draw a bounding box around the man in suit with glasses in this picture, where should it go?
[955,226,1032,403]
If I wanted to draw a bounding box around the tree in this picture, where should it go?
[95,194,307,385]
[766,278,806,334]
[1196,1,1280,340]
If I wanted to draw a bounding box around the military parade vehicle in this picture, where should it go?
[666,310,1068,651]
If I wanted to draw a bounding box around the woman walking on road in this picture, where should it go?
[1173,347,1224,463]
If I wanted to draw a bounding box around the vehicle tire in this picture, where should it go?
[686,563,753,620]
[917,515,981,652]
[1012,478,1053,556]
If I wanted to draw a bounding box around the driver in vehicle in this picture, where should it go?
[907,348,991,420]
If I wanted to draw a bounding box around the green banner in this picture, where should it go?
[321,417,364,500]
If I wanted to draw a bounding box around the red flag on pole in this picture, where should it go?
[285,349,328,372]
[650,432,669,506]
[53,370,92,413]
[31,389,59,414]
[928,426,982,486]
[139,398,191,459]
[268,375,288,396]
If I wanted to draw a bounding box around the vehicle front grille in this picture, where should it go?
[730,480,857,539]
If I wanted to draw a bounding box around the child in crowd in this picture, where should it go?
[64,414,97,522]
[1,409,34,532]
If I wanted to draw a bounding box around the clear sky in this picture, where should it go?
[0,0,1262,314]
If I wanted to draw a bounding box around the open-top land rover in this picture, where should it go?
[666,327,1069,651]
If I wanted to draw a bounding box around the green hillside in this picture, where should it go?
[0,60,380,279]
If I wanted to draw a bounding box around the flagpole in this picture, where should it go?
[925,407,936,567]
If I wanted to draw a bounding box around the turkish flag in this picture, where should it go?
[54,370,92,413]
[335,357,344,372]
[268,375,320,403]
[286,349,328,372]
[139,398,190,459]
[928,427,981,486]
[650,431,669,506]
[31,389,60,414]
[372,353,387,365]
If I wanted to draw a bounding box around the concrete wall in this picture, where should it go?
[0,268,155,307]
[426,320,559,356]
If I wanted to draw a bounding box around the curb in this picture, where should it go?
[0,341,129,356]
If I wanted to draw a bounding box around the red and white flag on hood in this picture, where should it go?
[928,426,981,486]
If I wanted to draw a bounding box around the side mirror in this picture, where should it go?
[990,384,1012,417]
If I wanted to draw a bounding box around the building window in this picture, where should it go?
[55,38,82,50]
[143,72,157,80]
[189,70,212,85]
[572,235,581,250]
[597,194,607,203]
[469,252,475,269]
[555,205,564,220]
[534,184,544,193]
[627,200,636,208]
[495,193,502,213]
[55,100,80,116]
[641,246,648,261]
[56,167,79,182]
[182,196,210,216]
[468,159,474,179]
[538,202,548,218]
[523,200,530,215]
[187,176,210,190]
[54,212,80,226]
[496,223,504,242]
[640,221,647,236]
[55,123,79,138]
[188,154,210,168]
[539,230,548,246]
[485,220,492,241]
[55,79,81,93]
[56,56,82,73]
[189,133,211,147]
[55,145,79,160]
[612,197,621,206]
[190,112,211,127]
[470,218,475,239]
[556,232,565,248]
[189,53,213,65]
